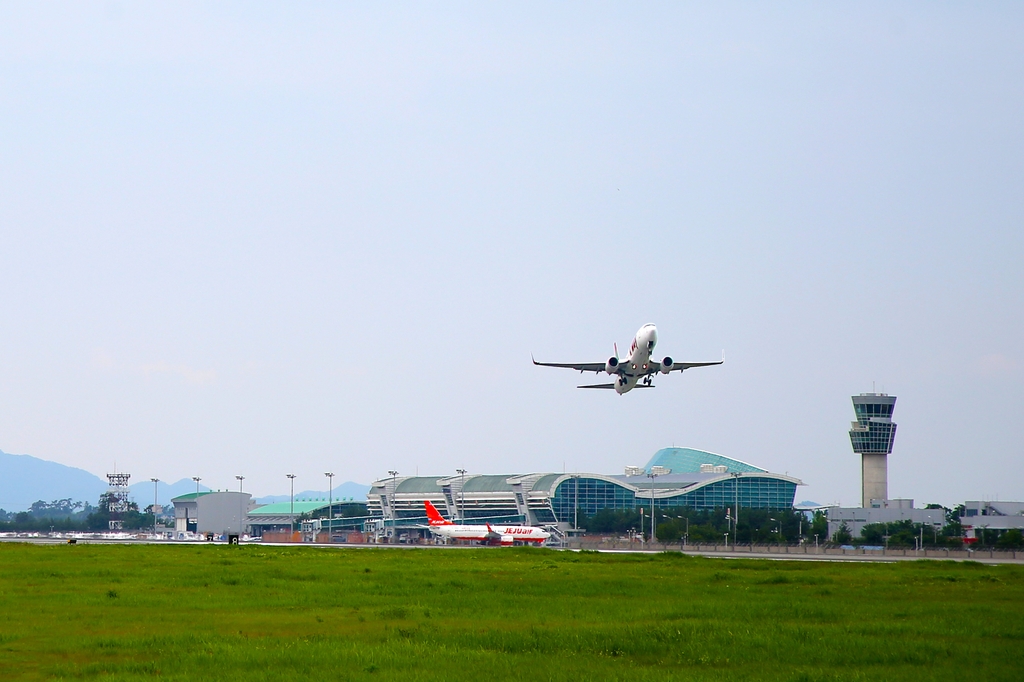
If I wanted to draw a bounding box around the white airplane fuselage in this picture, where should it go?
[424,500,550,544]
[613,323,658,394]
[429,523,550,545]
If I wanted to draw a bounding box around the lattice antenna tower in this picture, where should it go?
[107,471,131,530]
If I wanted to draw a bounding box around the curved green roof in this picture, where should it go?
[395,477,444,494]
[170,491,214,502]
[462,475,516,493]
[248,501,333,516]
[531,474,563,492]
[642,448,765,474]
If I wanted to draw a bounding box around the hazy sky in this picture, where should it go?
[1,4,1021,506]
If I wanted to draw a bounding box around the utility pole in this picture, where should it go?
[287,474,297,536]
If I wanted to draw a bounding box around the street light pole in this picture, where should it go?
[235,475,245,536]
[647,471,659,544]
[456,469,466,522]
[731,472,741,547]
[150,478,159,535]
[286,474,296,536]
[325,472,334,536]
[388,470,398,539]
[191,477,201,534]
[572,474,580,533]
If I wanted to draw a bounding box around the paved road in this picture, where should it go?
[3,535,1022,565]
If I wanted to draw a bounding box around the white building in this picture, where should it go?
[827,499,945,539]
[959,501,1024,540]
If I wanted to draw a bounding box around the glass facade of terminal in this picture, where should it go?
[550,475,797,522]
[657,477,798,511]
[551,477,638,519]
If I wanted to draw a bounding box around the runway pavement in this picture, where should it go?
[2,534,1022,564]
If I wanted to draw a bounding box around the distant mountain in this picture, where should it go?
[0,449,108,512]
[255,482,368,505]
[0,448,366,511]
[0,450,215,512]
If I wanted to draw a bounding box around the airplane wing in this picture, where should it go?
[647,359,724,374]
[532,357,606,373]
[577,383,654,389]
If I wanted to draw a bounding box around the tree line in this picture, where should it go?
[578,504,1024,549]
[579,506,828,545]
[0,494,162,532]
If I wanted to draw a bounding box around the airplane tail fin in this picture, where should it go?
[424,500,451,526]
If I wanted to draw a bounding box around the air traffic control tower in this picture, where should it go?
[849,393,897,508]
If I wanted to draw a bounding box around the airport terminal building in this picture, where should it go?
[367,448,802,533]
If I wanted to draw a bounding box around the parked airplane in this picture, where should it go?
[424,501,551,545]
[533,323,723,394]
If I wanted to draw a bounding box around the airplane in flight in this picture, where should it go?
[533,323,723,394]
[424,501,551,545]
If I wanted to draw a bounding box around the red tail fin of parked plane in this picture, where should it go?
[424,500,452,526]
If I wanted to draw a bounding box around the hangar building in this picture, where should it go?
[171,491,254,536]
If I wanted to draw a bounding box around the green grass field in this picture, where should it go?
[0,543,1021,681]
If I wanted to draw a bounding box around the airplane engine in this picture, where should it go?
[660,357,674,374]
[605,356,620,375]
